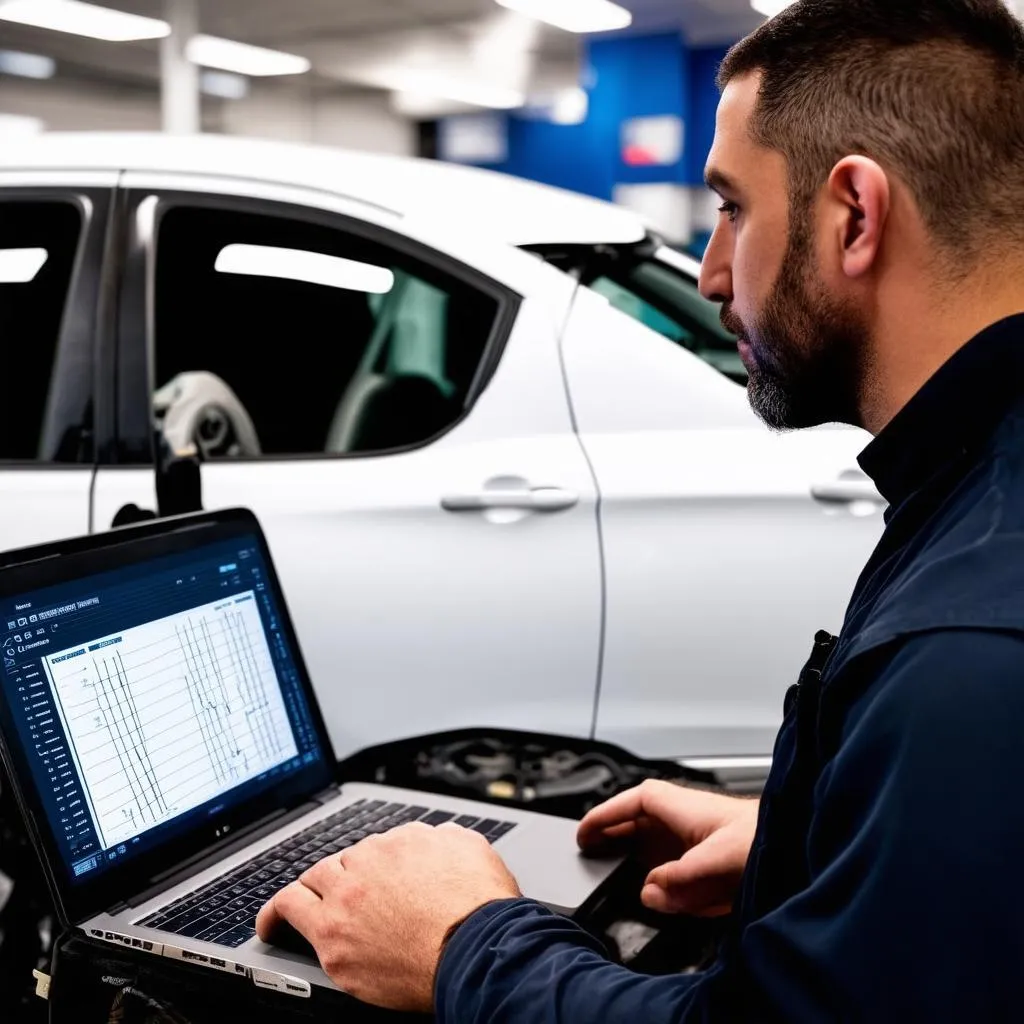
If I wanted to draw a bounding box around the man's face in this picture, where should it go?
[699,73,866,430]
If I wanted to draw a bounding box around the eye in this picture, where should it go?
[718,200,739,223]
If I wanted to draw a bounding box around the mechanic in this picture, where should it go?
[255,0,1024,1019]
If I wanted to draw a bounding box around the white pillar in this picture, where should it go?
[160,0,199,134]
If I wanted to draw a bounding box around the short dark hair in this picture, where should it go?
[719,0,1024,262]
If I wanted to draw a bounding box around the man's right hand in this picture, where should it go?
[577,779,759,917]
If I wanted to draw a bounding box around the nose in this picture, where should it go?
[699,223,733,305]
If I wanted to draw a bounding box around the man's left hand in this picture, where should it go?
[255,821,521,1012]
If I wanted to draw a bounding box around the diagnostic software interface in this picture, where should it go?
[0,534,324,884]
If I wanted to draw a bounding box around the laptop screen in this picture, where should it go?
[0,526,328,893]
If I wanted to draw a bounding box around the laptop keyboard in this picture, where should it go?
[139,798,517,948]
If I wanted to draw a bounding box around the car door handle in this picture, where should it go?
[441,487,579,513]
[810,477,884,505]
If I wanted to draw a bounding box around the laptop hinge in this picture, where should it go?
[125,799,319,909]
[314,786,338,805]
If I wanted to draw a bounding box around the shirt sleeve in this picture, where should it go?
[434,629,1024,1023]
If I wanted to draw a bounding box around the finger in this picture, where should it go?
[343,821,428,864]
[300,850,347,896]
[642,836,744,915]
[578,781,682,850]
[640,882,733,918]
[645,828,744,892]
[577,788,649,850]
[255,879,323,943]
[436,821,488,844]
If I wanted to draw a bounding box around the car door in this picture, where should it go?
[90,176,602,760]
[562,249,885,761]
[0,177,111,555]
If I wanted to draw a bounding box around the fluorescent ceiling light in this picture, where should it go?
[0,0,169,41]
[187,35,310,77]
[200,70,249,99]
[0,248,49,284]
[494,0,632,34]
[215,245,395,295]
[0,49,56,79]
[750,0,796,16]
[387,69,524,110]
[551,87,589,125]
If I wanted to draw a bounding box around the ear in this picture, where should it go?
[826,156,890,279]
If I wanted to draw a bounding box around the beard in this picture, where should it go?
[722,220,867,430]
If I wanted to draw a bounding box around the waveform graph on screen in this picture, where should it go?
[45,592,298,850]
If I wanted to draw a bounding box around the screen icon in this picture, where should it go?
[28,614,37,623]
[17,618,27,627]
[3,658,14,669]
[6,621,15,630]
[13,635,22,643]
[23,630,32,640]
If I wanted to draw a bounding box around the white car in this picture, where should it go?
[0,133,885,772]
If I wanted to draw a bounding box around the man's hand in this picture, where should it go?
[255,822,521,1012]
[578,779,759,917]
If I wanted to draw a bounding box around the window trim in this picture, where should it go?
[0,186,111,469]
[114,185,521,466]
[547,239,744,386]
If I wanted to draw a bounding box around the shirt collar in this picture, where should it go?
[858,314,1024,507]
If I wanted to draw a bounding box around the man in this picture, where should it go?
[256,0,1024,1018]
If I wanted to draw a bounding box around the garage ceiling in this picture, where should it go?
[0,0,765,101]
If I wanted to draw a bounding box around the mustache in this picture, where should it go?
[720,304,745,337]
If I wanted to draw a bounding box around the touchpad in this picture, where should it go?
[264,921,318,962]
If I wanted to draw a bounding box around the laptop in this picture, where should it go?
[0,508,622,998]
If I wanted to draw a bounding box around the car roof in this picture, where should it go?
[0,132,648,248]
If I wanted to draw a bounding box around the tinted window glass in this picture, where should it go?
[153,206,500,459]
[588,258,745,384]
[0,201,82,461]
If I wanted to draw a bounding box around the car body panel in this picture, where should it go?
[561,287,883,756]
[88,173,605,758]
[0,133,647,248]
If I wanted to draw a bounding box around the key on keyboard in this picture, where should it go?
[138,799,518,947]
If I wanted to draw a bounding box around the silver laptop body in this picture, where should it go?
[0,510,621,999]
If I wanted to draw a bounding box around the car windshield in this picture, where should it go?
[586,253,745,385]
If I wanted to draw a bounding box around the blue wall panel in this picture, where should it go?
[450,36,733,201]
[591,33,689,187]
[498,116,613,198]
[686,45,729,185]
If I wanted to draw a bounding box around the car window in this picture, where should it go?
[0,200,83,461]
[587,258,745,384]
[152,206,501,459]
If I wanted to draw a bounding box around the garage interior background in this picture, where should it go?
[2,0,1023,249]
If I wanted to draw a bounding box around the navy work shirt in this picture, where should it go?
[434,314,1024,1022]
